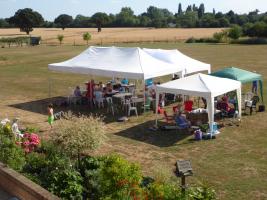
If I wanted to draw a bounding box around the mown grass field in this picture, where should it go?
[0,43,266,200]
[0,27,223,45]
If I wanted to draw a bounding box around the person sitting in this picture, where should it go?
[175,111,191,129]
[121,78,129,85]
[12,118,23,139]
[217,96,235,115]
[74,86,82,97]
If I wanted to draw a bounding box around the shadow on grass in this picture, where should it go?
[8,96,120,124]
[114,120,193,147]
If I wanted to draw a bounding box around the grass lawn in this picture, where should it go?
[0,43,267,200]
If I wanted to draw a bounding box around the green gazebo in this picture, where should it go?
[210,67,263,102]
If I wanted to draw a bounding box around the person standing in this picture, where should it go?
[47,104,54,128]
[86,79,95,107]
[252,80,258,94]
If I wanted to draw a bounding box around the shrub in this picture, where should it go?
[21,132,40,153]
[57,34,64,45]
[231,37,267,44]
[188,183,216,200]
[83,32,91,45]
[52,115,107,165]
[96,154,143,197]
[186,37,196,43]
[0,123,14,139]
[79,156,104,199]
[46,168,83,200]
[228,25,242,40]
[146,182,182,200]
[23,126,40,133]
[0,137,26,171]
[213,30,228,42]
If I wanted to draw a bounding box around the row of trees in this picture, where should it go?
[1,4,267,34]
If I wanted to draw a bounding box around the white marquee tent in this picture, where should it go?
[143,48,211,76]
[48,46,184,80]
[155,73,242,134]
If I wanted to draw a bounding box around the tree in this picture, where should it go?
[186,5,192,13]
[115,7,137,27]
[73,15,91,28]
[91,12,109,32]
[219,17,230,27]
[228,25,242,40]
[213,8,216,15]
[83,32,91,45]
[193,4,198,12]
[52,114,106,168]
[177,11,198,28]
[57,34,64,45]
[198,3,205,18]
[178,3,183,15]
[0,18,10,28]
[8,8,44,34]
[54,14,73,30]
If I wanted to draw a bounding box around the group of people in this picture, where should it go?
[72,78,132,107]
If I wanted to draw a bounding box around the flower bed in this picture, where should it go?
[0,116,216,200]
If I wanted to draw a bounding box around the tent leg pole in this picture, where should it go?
[48,77,51,99]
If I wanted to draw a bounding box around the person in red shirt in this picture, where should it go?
[86,79,95,107]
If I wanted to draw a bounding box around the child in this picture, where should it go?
[47,103,54,128]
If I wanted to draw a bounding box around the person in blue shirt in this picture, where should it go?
[175,112,191,128]
[121,78,129,85]
[252,80,257,94]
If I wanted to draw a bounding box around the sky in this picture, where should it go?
[0,0,266,21]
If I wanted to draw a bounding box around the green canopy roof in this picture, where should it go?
[210,67,262,83]
[210,67,263,102]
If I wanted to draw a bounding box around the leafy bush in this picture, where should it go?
[0,137,26,171]
[186,37,220,43]
[213,30,228,42]
[146,182,182,200]
[23,126,40,133]
[0,123,14,139]
[228,25,242,40]
[52,115,107,164]
[188,184,216,200]
[231,37,267,44]
[21,132,40,153]
[83,32,92,45]
[57,34,64,45]
[0,37,30,47]
[96,154,143,197]
[186,37,196,43]
[46,168,83,200]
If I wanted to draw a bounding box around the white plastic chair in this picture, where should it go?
[126,99,138,117]
[106,97,114,116]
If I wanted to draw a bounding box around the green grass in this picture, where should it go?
[0,43,267,200]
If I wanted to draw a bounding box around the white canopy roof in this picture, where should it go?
[156,73,240,99]
[155,73,242,134]
[48,46,184,80]
[143,48,211,75]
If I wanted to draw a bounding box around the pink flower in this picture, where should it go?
[23,141,30,147]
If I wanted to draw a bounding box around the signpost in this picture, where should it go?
[176,160,193,195]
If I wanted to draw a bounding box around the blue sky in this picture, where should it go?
[0,0,266,21]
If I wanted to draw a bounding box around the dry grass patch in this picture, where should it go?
[0,28,223,45]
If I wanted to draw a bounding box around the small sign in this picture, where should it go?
[176,160,193,177]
